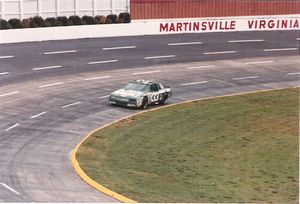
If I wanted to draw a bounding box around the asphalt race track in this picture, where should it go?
[0,31,299,202]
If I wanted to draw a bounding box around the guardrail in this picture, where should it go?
[0,15,299,44]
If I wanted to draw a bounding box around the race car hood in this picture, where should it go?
[112,89,144,98]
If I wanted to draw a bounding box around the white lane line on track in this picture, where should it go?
[5,123,20,132]
[286,72,300,76]
[296,38,300,41]
[244,60,274,65]
[0,55,14,59]
[43,50,77,55]
[203,51,236,55]
[0,72,9,75]
[132,70,161,75]
[181,81,208,86]
[187,65,216,70]
[30,111,47,119]
[102,46,136,50]
[264,48,298,52]
[144,55,175,59]
[228,39,264,43]
[168,42,203,46]
[88,60,118,65]
[84,76,111,81]
[99,95,110,99]
[32,65,62,71]
[38,82,63,88]
[0,182,20,195]
[62,101,81,108]
[0,91,20,97]
[233,76,259,80]
[212,79,236,85]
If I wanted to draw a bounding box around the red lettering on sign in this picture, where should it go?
[230,21,236,30]
[201,21,207,30]
[293,19,299,28]
[176,23,182,31]
[160,23,169,32]
[169,23,175,31]
[268,20,275,28]
[259,20,266,29]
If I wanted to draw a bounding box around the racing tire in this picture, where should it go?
[159,95,168,105]
[141,97,148,109]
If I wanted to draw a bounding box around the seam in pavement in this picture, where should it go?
[70,86,299,203]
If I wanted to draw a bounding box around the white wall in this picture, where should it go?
[0,0,130,20]
[0,15,299,44]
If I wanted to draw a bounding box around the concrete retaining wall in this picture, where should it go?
[0,15,299,44]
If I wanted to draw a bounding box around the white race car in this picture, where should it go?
[109,80,172,109]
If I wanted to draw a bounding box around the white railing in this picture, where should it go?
[0,0,130,20]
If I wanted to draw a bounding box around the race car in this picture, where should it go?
[109,80,172,109]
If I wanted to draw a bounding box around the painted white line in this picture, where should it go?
[168,42,202,46]
[0,72,9,75]
[264,48,298,52]
[84,76,111,81]
[286,72,300,76]
[33,65,62,71]
[5,123,20,132]
[212,79,235,86]
[99,95,110,99]
[88,60,118,65]
[244,60,274,65]
[233,76,259,80]
[296,38,300,41]
[43,50,77,55]
[30,111,47,119]
[181,81,208,86]
[38,82,63,88]
[144,55,175,60]
[0,55,14,59]
[0,91,20,97]
[228,39,264,43]
[187,65,216,70]
[132,70,161,75]
[203,51,236,55]
[103,46,136,50]
[0,182,20,195]
[62,101,81,108]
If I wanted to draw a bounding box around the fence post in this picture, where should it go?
[127,0,130,13]
[1,1,4,19]
[38,0,41,16]
[111,0,115,14]
[19,0,23,19]
[93,0,97,16]
[56,0,60,17]
[74,0,78,16]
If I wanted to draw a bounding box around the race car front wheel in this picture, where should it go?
[141,97,148,109]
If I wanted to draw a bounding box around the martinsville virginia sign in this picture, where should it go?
[159,16,299,33]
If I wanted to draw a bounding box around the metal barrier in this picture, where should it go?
[0,0,130,20]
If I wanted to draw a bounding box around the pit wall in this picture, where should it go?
[130,0,300,20]
[0,15,299,44]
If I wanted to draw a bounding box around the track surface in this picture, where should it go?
[0,31,299,202]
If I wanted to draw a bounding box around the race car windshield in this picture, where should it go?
[124,82,150,92]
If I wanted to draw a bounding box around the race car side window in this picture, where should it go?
[158,83,164,89]
[150,84,159,92]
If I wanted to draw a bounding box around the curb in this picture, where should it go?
[70,86,299,203]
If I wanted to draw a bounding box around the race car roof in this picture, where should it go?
[131,79,157,85]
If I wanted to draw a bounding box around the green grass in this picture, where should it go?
[77,88,299,203]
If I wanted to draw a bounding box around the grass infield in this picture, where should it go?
[77,88,299,203]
